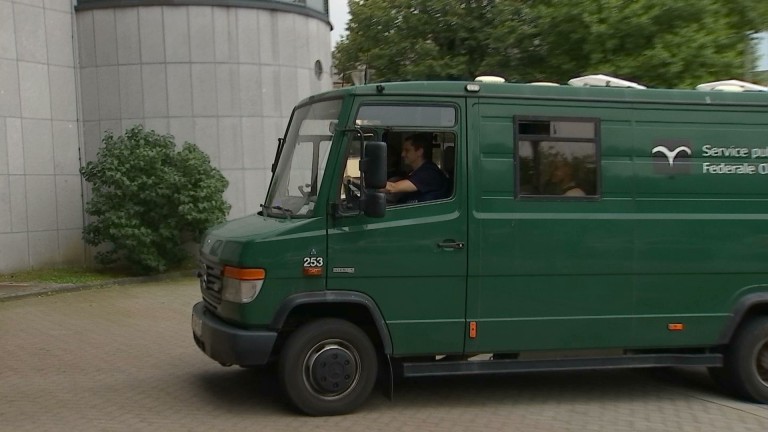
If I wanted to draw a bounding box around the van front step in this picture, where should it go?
[401,354,723,378]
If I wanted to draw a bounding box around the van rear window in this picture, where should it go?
[516,118,600,198]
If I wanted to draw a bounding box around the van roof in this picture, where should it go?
[307,80,768,108]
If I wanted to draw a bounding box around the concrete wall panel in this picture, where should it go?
[169,117,194,145]
[0,1,17,60]
[26,175,57,231]
[94,9,118,66]
[118,65,144,118]
[44,0,72,13]
[241,116,263,170]
[46,10,74,67]
[163,6,190,63]
[52,121,79,175]
[0,59,21,117]
[139,6,165,63]
[216,64,240,117]
[22,119,53,174]
[29,230,59,267]
[49,66,77,121]
[257,9,276,65]
[167,64,192,117]
[97,66,121,120]
[77,11,96,67]
[237,8,259,64]
[115,8,141,65]
[58,228,85,266]
[0,175,11,232]
[218,117,242,170]
[19,62,51,119]
[0,232,29,272]
[191,63,217,116]
[194,117,219,166]
[213,7,238,63]
[189,7,214,62]
[55,175,82,229]
[14,4,47,64]
[9,175,28,232]
[6,118,23,175]
[79,67,99,121]
[239,64,261,117]
[0,118,7,175]
[142,64,168,117]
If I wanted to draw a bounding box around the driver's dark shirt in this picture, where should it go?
[399,161,450,204]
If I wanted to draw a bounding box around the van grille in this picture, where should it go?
[199,259,223,308]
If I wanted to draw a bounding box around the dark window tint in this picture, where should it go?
[357,105,456,128]
[517,118,599,197]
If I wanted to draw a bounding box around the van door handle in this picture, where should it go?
[438,240,465,250]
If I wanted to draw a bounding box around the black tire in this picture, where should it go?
[279,318,378,416]
[719,316,768,403]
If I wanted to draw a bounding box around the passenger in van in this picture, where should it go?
[550,159,586,196]
[384,133,450,204]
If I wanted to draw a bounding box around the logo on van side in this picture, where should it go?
[652,140,693,174]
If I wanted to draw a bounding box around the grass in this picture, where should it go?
[0,267,130,285]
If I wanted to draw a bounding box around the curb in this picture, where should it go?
[0,270,197,302]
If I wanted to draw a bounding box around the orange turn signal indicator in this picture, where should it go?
[668,323,684,331]
[469,321,477,339]
[223,266,266,281]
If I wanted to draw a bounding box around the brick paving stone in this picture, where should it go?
[1,278,768,431]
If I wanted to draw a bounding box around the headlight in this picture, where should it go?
[221,267,266,303]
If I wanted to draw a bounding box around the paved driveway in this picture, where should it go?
[2,279,768,431]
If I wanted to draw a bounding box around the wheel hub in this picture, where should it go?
[758,340,768,385]
[309,345,358,395]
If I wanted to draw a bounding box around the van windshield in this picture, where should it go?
[263,99,341,218]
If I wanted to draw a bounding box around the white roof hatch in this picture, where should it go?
[568,74,647,89]
[695,80,768,92]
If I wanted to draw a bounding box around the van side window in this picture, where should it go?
[516,118,599,198]
[338,103,459,210]
[339,129,456,209]
[383,131,455,206]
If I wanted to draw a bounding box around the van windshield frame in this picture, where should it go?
[263,98,342,218]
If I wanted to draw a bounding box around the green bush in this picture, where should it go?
[80,126,231,274]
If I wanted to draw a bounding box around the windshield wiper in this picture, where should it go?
[260,204,294,219]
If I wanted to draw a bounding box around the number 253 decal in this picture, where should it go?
[303,257,324,267]
[303,256,324,276]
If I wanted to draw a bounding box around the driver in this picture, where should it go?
[384,133,450,204]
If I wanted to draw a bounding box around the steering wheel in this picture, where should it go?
[344,178,362,205]
[298,184,311,198]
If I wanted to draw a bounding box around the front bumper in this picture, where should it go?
[191,302,277,366]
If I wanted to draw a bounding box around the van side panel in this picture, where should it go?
[466,100,637,353]
[467,97,768,354]
[631,105,768,347]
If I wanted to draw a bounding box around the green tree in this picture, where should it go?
[334,0,505,82]
[334,0,768,88]
[80,126,231,274]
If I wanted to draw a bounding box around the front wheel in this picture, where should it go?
[279,318,378,416]
[718,316,768,403]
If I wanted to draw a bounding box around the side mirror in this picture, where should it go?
[359,141,387,189]
[362,191,386,218]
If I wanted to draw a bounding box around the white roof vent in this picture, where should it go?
[474,76,506,83]
[568,74,646,89]
[695,80,768,92]
[529,82,560,86]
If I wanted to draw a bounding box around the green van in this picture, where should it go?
[191,79,768,416]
